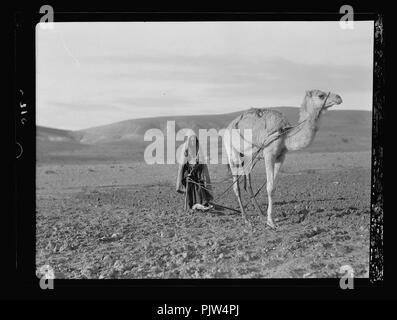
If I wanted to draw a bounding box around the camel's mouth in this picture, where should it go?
[324,102,336,109]
[324,94,343,109]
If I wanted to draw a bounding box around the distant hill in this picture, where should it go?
[36,126,76,142]
[72,111,244,144]
[37,107,372,164]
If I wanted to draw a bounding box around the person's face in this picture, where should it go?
[187,136,198,157]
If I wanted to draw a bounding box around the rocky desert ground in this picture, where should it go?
[36,150,371,279]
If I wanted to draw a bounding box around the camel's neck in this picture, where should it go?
[284,98,323,151]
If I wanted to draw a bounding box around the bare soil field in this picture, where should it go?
[36,151,370,279]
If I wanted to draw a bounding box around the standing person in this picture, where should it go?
[176,134,213,211]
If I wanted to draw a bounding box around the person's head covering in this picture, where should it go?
[185,134,199,163]
[178,133,205,165]
[176,133,213,199]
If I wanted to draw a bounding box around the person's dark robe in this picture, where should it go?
[176,136,213,209]
[176,161,213,209]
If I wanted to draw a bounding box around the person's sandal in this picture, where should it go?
[192,203,213,211]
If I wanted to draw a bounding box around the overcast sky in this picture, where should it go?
[37,21,374,130]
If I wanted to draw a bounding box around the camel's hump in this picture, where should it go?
[228,108,291,136]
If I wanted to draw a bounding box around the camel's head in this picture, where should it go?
[303,89,343,114]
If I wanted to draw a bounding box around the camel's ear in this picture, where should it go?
[306,90,312,97]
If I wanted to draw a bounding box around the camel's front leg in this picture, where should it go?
[232,175,250,226]
[264,153,276,229]
[273,153,285,185]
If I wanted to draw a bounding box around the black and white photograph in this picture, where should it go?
[33,18,377,282]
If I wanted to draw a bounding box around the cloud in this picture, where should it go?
[114,96,192,108]
[203,58,372,97]
[45,100,124,111]
[95,55,371,95]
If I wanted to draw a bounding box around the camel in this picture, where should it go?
[223,89,343,229]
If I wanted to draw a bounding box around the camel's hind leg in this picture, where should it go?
[246,173,265,218]
[232,175,250,226]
